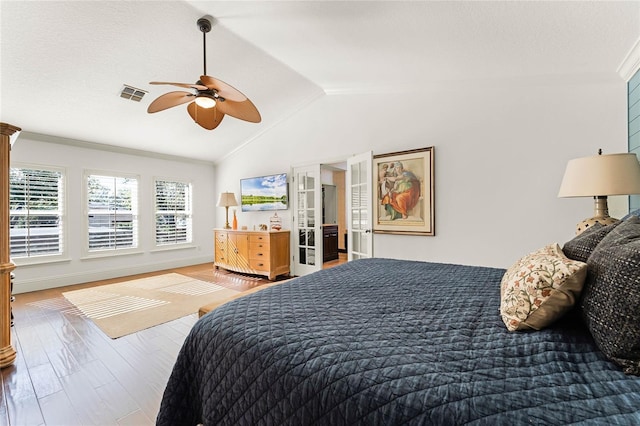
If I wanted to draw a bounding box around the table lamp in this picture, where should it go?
[217,192,238,229]
[558,150,640,234]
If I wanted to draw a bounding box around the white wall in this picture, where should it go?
[215,78,629,269]
[11,135,216,294]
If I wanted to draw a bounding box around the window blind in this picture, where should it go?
[87,174,138,251]
[9,167,64,258]
[155,179,192,245]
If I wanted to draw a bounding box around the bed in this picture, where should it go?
[157,218,640,425]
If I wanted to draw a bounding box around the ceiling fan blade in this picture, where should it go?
[216,98,261,123]
[187,102,225,130]
[200,75,247,102]
[147,91,196,113]
[150,81,208,91]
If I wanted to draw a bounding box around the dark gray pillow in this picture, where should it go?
[580,216,640,375]
[562,221,620,263]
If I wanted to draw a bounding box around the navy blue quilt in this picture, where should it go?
[157,258,640,425]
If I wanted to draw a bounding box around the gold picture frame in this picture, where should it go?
[373,147,435,235]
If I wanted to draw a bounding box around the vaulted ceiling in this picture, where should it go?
[1,1,638,163]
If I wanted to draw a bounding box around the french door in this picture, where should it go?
[291,152,372,276]
[291,164,322,276]
[347,151,373,260]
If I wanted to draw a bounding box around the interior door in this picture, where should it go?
[347,151,373,260]
[291,164,322,276]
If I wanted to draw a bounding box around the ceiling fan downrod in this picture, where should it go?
[197,17,212,76]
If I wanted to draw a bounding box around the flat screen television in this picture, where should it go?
[240,173,288,212]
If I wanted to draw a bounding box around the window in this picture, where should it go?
[86,173,138,252]
[155,179,192,246]
[9,166,65,259]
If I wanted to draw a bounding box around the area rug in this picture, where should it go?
[62,273,240,339]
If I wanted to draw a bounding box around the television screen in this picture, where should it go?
[240,173,288,212]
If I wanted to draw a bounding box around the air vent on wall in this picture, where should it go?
[120,85,147,102]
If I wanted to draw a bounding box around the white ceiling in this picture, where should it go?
[1,1,638,163]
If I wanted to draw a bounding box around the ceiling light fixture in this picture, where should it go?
[146,16,261,130]
[195,94,216,109]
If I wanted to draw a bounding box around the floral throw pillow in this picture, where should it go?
[500,243,587,331]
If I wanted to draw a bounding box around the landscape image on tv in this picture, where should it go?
[240,173,288,212]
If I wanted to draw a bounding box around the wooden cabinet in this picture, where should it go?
[323,225,339,262]
[214,229,290,280]
[0,123,19,368]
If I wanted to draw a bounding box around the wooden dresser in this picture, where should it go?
[214,229,290,280]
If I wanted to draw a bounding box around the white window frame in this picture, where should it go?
[153,177,193,248]
[9,163,68,265]
[83,170,140,258]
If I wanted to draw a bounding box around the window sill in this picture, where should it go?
[12,256,71,267]
[81,250,144,260]
[150,244,198,253]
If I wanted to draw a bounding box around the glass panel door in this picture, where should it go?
[292,164,322,276]
[347,151,373,260]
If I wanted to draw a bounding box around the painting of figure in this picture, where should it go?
[373,147,434,235]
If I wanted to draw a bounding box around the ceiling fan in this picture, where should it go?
[147,16,261,130]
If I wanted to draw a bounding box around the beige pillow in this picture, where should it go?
[500,243,587,331]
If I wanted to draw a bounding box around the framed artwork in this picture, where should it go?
[373,147,435,236]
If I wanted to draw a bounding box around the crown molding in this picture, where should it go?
[19,131,215,166]
[618,37,640,82]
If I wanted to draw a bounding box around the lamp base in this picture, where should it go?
[224,206,230,229]
[575,215,618,235]
[574,195,619,235]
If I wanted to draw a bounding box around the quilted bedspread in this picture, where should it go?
[157,258,640,425]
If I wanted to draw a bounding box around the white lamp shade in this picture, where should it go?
[217,192,238,207]
[558,153,640,197]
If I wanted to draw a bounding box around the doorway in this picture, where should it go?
[320,162,347,256]
[291,151,373,277]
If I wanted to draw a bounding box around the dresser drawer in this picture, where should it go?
[249,249,269,261]
[250,241,270,254]
[249,234,269,244]
[214,248,226,263]
[249,258,270,272]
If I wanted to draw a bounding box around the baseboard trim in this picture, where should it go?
[13,255,214,294]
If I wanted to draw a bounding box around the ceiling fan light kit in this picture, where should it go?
[195,95,216,109]
[147,16,261,130]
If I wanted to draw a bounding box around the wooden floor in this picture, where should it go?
[1,254,347,425]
